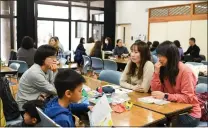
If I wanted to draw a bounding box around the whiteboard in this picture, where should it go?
[167,21,191,52]
[149,22,168,43]
[191,20,208,59]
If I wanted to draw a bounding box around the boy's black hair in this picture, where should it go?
[54,69,86,98]
[34,45,57,66]
[189,37,196,43]
[22,100,45,123]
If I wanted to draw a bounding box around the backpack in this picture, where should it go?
[0,77,20,121]
[196,92,208,121]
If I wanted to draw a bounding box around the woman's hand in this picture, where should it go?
[50,64,58,72]
[151,91,165,99]
[154,62,162,74]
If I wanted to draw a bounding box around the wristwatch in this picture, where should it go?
[164,93,169,100]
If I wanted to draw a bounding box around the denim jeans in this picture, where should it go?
[175,114,200,127]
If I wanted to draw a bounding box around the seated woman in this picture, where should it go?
[48,37,64,61]
[120,41,154,93]
[150,41,159,55]
[113,39,129,57]
[174,40,184,60]
[90,41,102,59]
[102,37,114,51]
[17,36,36,67]
[151,41,201,127]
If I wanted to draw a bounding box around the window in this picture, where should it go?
[90,0,104,8]
[71,7,87,21]
[0,1,16,63]
[90,10,104,21]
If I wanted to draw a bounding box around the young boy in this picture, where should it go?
[44,69,93,127]
[7,100,44,127]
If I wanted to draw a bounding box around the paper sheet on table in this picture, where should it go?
[88,94,113,126]
[115,88,133,94]
[138,96,170,105]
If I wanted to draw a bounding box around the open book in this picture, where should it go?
[138,96,170,105]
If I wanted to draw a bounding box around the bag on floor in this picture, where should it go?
[0,77,20,121]
[196,92,208,121]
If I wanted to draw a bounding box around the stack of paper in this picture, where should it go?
[88,94,113,126]
[138,96,170,105]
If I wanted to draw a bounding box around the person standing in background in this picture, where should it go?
[150,41,159,56]
[74,38,86,66]
[17,36,36,67]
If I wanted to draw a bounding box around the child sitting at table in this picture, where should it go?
[44,69,93,127]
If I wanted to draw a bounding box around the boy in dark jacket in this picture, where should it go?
[44,69,93,127]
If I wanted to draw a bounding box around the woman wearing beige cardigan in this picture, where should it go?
[120,41,154,93]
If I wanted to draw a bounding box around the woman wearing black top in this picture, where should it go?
[102,37,114,51]
[74,37,86,66]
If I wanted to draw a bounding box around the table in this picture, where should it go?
[0,66,18,76]
[109,58,129,64]
[84,76,166,126]
[129,91,193,117]
[58,63,78,69]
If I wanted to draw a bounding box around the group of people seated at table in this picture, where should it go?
[9,35,203,127]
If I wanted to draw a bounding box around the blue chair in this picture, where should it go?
[185,62,203,66]
[198,76,207,84]
[103,59,117,71]
[82,55,91,74]
[7,63,20,85]
[201,61,208,65]
[98,70,122,85]
[8,60,28,74]
[91,57,103,74]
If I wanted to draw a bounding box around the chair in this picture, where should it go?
[103,60,117,71]
[91,57,103,74]
[36,107,60,127]
[195,83,208,127]
[201,61,208,65]
[198,76,207,84]
[82,55,91,74]
[8,63,20,84]
[200,55,206,61]
[8,60,28,74]
[98,70,122,85]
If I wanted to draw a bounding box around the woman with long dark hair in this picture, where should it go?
[120,41,154,92]
[151,41,201,127]
[102,37,114,51]
[174,40,184,60]
[74,37,86,66]
[90,41,102,59]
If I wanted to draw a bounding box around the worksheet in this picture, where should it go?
[138,96,170,105]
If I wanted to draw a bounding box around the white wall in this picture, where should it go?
[116,1,204,42]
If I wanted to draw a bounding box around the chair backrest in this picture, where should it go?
[103,60,117,71]
[9,63,20,71]
[185,62,204,66]
[196,83,208,93]
[0,98,6,127]
[82,55,91,73]
[98,70,122,85]
[198,76,207,84]
[200,55,206,61]
[91,57,103,69]
[8,60,28,74]
[36,107,60,127]
[201,61,208,65]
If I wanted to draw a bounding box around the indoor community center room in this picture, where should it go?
[0,0,208,127]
